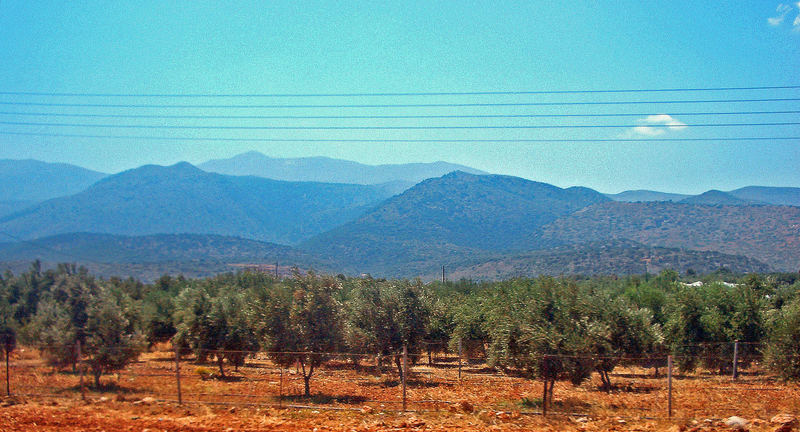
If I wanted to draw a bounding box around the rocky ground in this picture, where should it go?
[0,348,797,431]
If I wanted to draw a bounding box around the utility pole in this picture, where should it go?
[441,265,445,283]
[275,262,279,279]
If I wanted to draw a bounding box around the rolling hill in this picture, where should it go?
[0,159,107,203]
[728,186,800,207]
[199,151,487,184]
[0,162,395,244]
[301,171,610,275]
[445,239,773,280]
[606,190,690,202]
[0,233,331,282]
[539,201,800,271]
[679,190,761,206]
[607,186,800,206]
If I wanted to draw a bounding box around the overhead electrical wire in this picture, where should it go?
[0,110,796,120]
[0,121,797,130]
[1,131,797,143]
[0,84,798,97]
[0,97,798,109]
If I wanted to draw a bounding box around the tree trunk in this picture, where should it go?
[93,367,101,388]
[217,354,225,378]
[395,354,403,377]
[301,363,314,397]
[600,370,612,392]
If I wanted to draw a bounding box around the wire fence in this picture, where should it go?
[3,342,800,422]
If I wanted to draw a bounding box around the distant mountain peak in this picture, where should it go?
[199,152,487,185]
[680,189,760,206]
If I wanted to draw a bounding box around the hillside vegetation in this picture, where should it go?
[540,201,800,271]
[302,171,610,275]
[446,239,773,280]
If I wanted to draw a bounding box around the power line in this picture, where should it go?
[1,120,797,130]
[0,110,797,120]
[1,131,797,142]
[0,85,798,97]
[0,98,798,109]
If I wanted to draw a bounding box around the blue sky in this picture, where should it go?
[0,1,798,193]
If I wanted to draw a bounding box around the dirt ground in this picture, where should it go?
[0,347,798,431]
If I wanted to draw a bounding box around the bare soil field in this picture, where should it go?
[1,347,798,431]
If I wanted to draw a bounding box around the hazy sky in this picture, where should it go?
[0,1,798,193]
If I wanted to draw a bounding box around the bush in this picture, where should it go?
[764,298,800,380]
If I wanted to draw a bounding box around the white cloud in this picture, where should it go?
[625,114,688,137]
[631,126,665,136]
[640,114,688,130]
[768,3,792,26]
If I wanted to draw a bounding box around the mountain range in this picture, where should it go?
[0,162,394,244]
[0,156,798,280]
[199,151,487,185]
[300,171,611,275]
[607,186,800,206]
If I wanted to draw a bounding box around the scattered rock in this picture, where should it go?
[132,397,156,405]
[228,406,236,414]
[405,417,425,427]
[458,400,474,413]
[775,424,796,432]
[0,396,24,407]
[360,405,374,414]
[724,416,749,431]
[494,411,509,420]
[772,414,798,427]
[574,417,590,423]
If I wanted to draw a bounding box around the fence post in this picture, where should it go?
[279,366,283,408]
[77,341,86,401]
[402,344,408,412]
[174,345,182,405]
[732,340,739,380]
[457,339,462,382]
[541,376,548,418]
[667,355,673,419]
[5,347,9,396]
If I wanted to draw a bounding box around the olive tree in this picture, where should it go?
[343,278,428,377]
[261,272,342,396]
[82,287,146,387]
[764,297,800,380]
[172,284,259,378]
